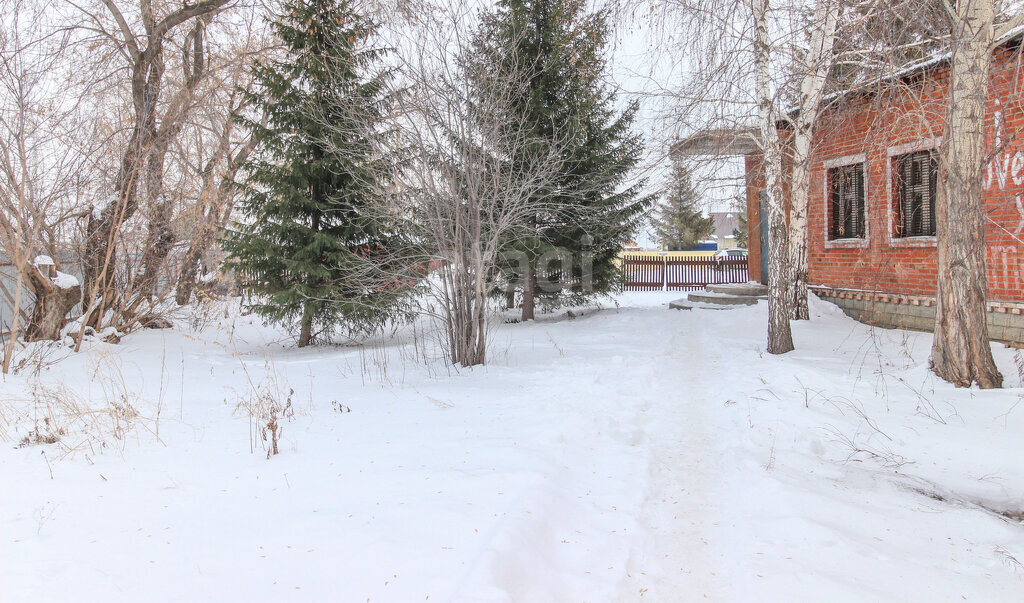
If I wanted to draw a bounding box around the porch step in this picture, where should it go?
[669,299,733,311]
[686,291,760,306]
[705,282,769,297]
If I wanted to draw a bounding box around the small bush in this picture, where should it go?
[234,364,295,459]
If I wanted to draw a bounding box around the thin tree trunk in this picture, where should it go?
[789,146,812,320]
[788,0,838,321]
[474,301,486,365]
[297,302,314,348]
[752,0,794,354]
[766,200,794,354]
[521,262,536,321]
[176,116,256,305]
[931,0,1002,388]
[472,243,487,366]
[439,266,458,364]
[175,235,206,305]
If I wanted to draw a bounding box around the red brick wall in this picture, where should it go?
[803,45,1024,303]
[746,137,794,286]
[745,154,764,283]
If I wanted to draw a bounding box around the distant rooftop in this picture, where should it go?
[671,129,761,157]
[709,211,740,241]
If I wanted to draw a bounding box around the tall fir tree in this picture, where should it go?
[733,210,748,249]
[222,0,407,346]
[650,159,714,250]
[474,0,651,319]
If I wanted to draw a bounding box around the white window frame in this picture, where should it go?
[823,153,869,249]
[887,138,941,248]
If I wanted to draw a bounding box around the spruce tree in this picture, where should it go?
[474,0,651,319]
[733,212,748,249]
[222,0,407,346]
[650,159,714,250]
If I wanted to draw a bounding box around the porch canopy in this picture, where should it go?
[670,128,761,157]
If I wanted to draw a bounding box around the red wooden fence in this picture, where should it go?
[620,255,665,291]
[621,255,749,291]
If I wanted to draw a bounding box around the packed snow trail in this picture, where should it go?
[3,292,1024,601]
[447,300,733,600]
[606,303,733,600]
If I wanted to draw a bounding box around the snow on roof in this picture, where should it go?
[33,255,54,266]
[787,23,1024,117]
[52,270,79,290]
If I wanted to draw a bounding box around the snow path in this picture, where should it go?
[608,306,731,600]
[3,293,1024,601]
[460,303,732,600]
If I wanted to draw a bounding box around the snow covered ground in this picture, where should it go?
[2,292,1024,601]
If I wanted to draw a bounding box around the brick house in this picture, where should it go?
[744,37,1024,344]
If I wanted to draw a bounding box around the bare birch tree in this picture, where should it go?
[930,0,1023,388]
[373,5,569,366]
[633,0,842,352]
[786,0,840,321]
[748,0,795,352]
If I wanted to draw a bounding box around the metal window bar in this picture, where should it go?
[898,151,937,237]
[830,164,865,239]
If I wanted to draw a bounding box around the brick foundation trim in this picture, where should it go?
[810,286,1024,345]
[810,286,1024,314]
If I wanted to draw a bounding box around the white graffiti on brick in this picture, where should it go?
[987,245,1023,291]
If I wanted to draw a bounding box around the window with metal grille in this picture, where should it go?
[828,163,865,239]
[895,150,937,237]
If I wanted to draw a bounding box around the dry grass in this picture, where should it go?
[2,350,149,459]
[232,358,295,459]
[14,377,141,458]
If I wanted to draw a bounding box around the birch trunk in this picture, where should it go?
[931,0,1002,388]
[788,0,839,321]
[752,0,794,354]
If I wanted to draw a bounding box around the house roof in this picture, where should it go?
[806,22,1024,116]
[709,211,740,240]
[671,128,761,157]
[673,24,1024,164]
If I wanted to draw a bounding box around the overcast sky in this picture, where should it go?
[605,6,746,248]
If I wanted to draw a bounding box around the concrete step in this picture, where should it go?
[669,299,734,311]
[686,291,760,306]
[705,282,769,297]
